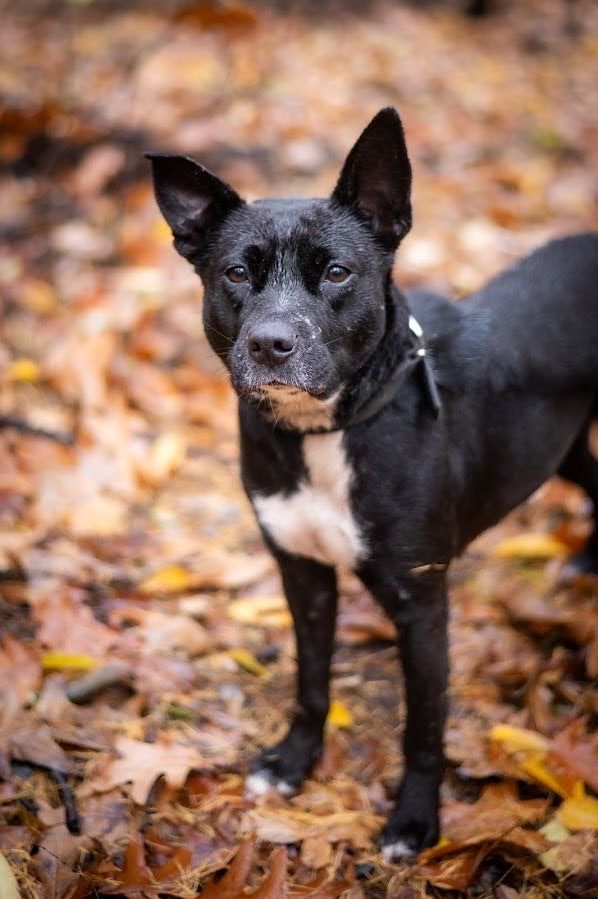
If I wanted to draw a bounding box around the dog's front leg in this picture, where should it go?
[380,575,449,861]
[246,551,337,796]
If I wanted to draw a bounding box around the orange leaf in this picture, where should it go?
[201,839,254,899]
[251,847,288,898]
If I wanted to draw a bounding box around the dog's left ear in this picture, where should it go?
[331,107,412,250]
[146,153,244,264]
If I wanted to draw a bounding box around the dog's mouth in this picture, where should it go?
[250,381,329,402]
[245,381,341,430]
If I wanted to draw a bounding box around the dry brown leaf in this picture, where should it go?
[549,718,598,792]
[300,836,332,870]
[440,782,546,846]
[32,585,117,659]
[0,852,21,899]
[245,808,382,850]
[81,734,207,804]
[31,825,91,899]
[200,838,254,899]
[109,606,211,656]
[415,843,489,891]
[0,637,41,708]
[3,718,75,774]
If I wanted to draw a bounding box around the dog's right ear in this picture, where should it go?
[146,154,244,264]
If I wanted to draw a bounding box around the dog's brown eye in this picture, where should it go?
[325,264,351,283]
[226,265,248,283]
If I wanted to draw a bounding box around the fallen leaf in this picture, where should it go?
[81,734,207,804]
[0,637,41,707]
[32,585,116,659]
[494,533,568,560]
[440,782,546,845]
[0,852,21,899]
[300,836,332,870]
[227,595,291,628]
[228,648,270,677]
[139,564,195,594]
[557,783,598,831]
[137,431,186,485]
[5,358,40,383]
[244,808,381,849]
[4,718,75,774]
[519,752,571,798]
[540,830,598,874]
[415,844,489,891]
[550,719,598,792]
[200,839,254,899]
[31,825,90,899]
[250,847,288,898]
[326,700,353,730]
[109,607,211,656]
[42,652,98,672]
[491,724,548,754]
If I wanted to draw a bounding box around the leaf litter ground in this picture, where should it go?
[0,1,597,896]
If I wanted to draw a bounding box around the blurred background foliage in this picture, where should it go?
[0,2,597,897]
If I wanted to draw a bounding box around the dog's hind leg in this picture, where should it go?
[558,412,598,576]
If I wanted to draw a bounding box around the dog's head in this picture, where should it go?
[148,107,412,428]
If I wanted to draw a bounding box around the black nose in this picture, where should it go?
[247,321,298,367]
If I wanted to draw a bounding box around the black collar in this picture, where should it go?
[308,315,441,434]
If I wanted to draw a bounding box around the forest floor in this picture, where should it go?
[0,1,597,896]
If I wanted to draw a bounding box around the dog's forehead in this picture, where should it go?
[221,197,370,259]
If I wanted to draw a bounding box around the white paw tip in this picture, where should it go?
[276,779,294,797]
[381,839,416,863]
[245,771,295,799]
[245,771,274,798]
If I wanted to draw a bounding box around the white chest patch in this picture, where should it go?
[253,431,367,569]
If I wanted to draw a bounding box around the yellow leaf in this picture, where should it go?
[42,652,98,672]
[227,595,291,628]
[6,358,40,383]
[0,852,21,899]
[540,817,571,844]
[139,431,186,485]
[140,564,193,594]
[494,533,568,560]
[327,700,353,729]
[228,648,269,677]
[557,782,598,831]
[21,278,58,313]
[491,724,549,753]
[520,752,569,798]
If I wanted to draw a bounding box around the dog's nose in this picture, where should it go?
[247,322,298,367]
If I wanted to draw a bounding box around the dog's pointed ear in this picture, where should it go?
[331,107,412,250]
[146,153,244,264]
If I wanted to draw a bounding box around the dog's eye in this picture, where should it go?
[325,264,351,284]
[225,265,249,283]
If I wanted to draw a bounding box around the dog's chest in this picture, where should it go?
[252,432,366,569]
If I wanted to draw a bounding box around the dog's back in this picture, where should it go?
[461,233,598,392]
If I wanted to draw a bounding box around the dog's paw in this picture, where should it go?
[246,724,324,800]
[380,770,440,864]
[380,838,418,863]
[245,768,294,799]
[379,816,438,864]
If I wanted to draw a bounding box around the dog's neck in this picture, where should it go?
[333,284,412,427]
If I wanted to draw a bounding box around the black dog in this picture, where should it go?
[148,108,598,860]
